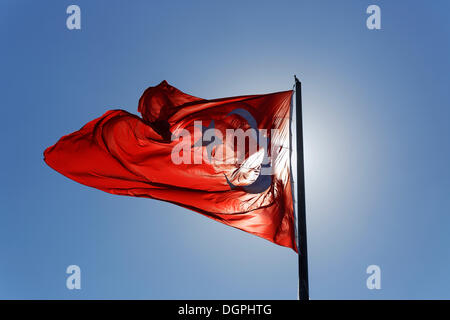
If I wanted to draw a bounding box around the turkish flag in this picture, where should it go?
[44,81,296,251]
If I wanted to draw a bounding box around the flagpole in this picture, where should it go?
[294,75,309,300]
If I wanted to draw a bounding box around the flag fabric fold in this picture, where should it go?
[44,80,297,251]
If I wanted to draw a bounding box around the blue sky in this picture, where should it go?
[0,0,449,299]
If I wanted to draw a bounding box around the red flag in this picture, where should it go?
[44,81,296,251]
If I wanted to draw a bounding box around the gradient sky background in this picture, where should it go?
[1,0,449,299]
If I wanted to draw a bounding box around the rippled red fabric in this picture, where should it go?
[44,81,296,251]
